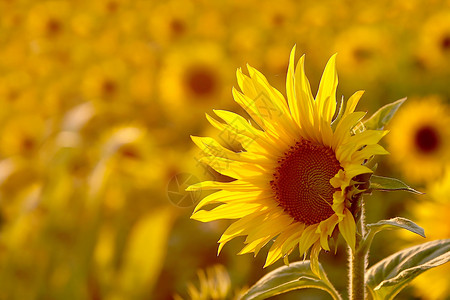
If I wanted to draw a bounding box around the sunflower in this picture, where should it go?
[147,0,196,47]
[188,46,388,267]
[333,26,393,82]
[158,42,231,128]
[386,96,450,184]
[416,11,450,72]
[400,167,450,299]
[81,59,128,104]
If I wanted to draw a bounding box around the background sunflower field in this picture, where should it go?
[1,0,450,299]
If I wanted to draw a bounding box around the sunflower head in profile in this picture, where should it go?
[188,46,388,267]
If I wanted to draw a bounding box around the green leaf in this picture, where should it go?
[363,98,406,130]
[367,217,426,238]
[240,261,342,300]
[369,175,422,194]
[366,239,450,300]
[361,218,425,255]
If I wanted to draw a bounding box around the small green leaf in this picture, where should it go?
[369,175,422,194]
[367,217,425,238]
[363,98,406,130]
[240,261,341,300]
[361,218,425,255]
[366,239,450,300]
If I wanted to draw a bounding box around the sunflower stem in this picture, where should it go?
[349,198,367,300]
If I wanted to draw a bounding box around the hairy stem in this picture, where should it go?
[349,198,367,300]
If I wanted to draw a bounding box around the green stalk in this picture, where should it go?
[349,197,367,300]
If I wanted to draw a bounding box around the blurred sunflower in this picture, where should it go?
[333,26,392,81]
[26,0,73,53]
[147,0,196,47]
[259,0,296,32]
[416,11,450,71]
[0,71,36,115]
[96,125,164,192]
[158,42,231,128]
[401,168,450,300]
[387,96,450,184]
[188,47,388,267]
[0,113,47,158]
[81,59,128,105]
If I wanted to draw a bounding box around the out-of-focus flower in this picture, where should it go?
[1,0,450,299]
[387,96,450,184]
[26,1,74,54]
[147,0,196,47]
[92,125,165,201]
[258,0,296,32]
[82,59,128,104]
[0,71,36,115]
[0,114,47,158]
[189,48,388,267]
[401,167,450,300]
[333,26,393,81]
[416,11,450,71]
[158,42,232,128]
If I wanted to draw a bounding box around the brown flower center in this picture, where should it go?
[101,79,117,96]
[46,18,62,36]
[184,66,217,98]
[270,139,341,225]
[414,125,440,154]
[440,34,450,51]
[353,47,372,63]
[170,18,186,36]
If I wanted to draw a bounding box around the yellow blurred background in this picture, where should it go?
[1,0,450,299]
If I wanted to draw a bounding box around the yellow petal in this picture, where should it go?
[239,236,273,256]
[199,156,265,179]
[226,91,294,150]
[264,223,300,267]
[286,46,301,125]
[333,111,366,149]
[236,67,257,98]
[298,224,320,256]
[192,202,262,222]
[186,180,262,192]
[231,86,277,136]
[244,211,291,243]
[218,212,269,253]
[205,113,272,156]
[246,64,291,118]
[310,242,322,276]
[281,223,305,254]
[336,130,388,162]
[316,215,338,251]
[193,190,264,213]
[342,164,373,179]
[338,208,356,251]
[315,53,338,123]
[213,109,262,139]
[294,55,316,137]
[351,144,389,163]
[344,90,365,117]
